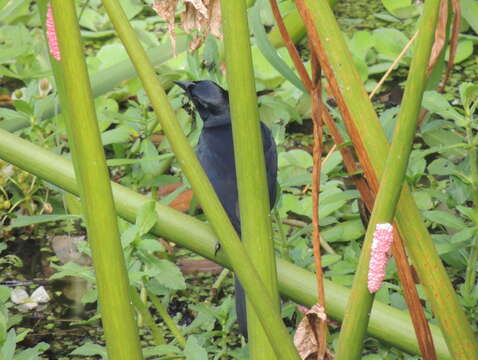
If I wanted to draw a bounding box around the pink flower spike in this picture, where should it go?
[46,3,61,61]
[368,223,394,293]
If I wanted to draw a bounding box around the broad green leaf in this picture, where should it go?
[422,91,464,125]
[184,336,208,360]
[322,219,365,243]
[70,342,107,358]
[446,39,474,64]
[347,31,374,60]
[101,126,132,146]
[423,210,466,230]
[0,286,10,303]
[118,0,143,20]
[13,342,49,360]
[250,1,305,92]
[428,158,458,176]
[1,329,16,360]
[143,345,182,358]
[136,201,157,235]
[8,215,81,229]
[49,263,95,282]
[412,191,433,210]
[381,0,411,16]
[461,0,478,34]
[140,139,162,176]
[372,28,410,61]
[459,82,478,115]
[0,0,31,25]
[150,259,186,290]
[278,149,313,169]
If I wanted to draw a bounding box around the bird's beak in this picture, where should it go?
[174,80,195,92]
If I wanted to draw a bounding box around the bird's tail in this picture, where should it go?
[234,278,248,339]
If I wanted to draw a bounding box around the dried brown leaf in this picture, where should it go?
[153,0,222,53]
[428,0,448,73]
[208,0,222,38]
[439,0,461,92]
[184,0,209,19]
[294,304,332,360]
[153,0,179,55]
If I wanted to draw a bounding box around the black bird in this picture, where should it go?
[175,80,278,338]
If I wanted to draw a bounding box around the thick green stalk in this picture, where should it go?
[100,1,299,358]
[50,2,143,359]
[0,128,452,359]
[297,0,478,358]
[221,0,280,358]
[335,0,441,358]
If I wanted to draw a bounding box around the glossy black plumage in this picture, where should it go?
[175,80,278,338]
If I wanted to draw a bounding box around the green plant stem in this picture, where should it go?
[464,236,478,299]
[466,125,478,207]
[464,123,478,297]
[147,292,187,349]
[0,127,453,359]
[129,287,166,346]
[100,1,299,358]
[335,0,441,358]
[274,208,291,261]
[50,1,143,359]
[296,0,478,358]
[221,0,281,357]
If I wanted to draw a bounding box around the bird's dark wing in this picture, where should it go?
[260,122,278,209]
[197,129,241,232]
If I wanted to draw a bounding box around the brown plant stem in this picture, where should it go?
[309,44,328,359]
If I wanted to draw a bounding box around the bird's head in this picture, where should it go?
[174,80,229,125]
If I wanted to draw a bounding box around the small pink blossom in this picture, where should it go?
[46,3,61,61]
[368,223,394,293]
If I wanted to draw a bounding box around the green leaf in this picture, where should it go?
[143,345,182,358]
[322,219,365,243]
[1,329,16,360]
[372,28,410,61]
[140,139,162,176]
[0,286,10,303]
[427,158,456,176]
[423,210,467,230]
[7,215,81,229]
[459,82,478,115]
[461,0,478,34]
[70,342,107,358]
[13,342,49,360]
[0,108,30,127]
[381,0,411,16]
[278,149,313,169]
[0,0,31,25]
[150,259,186,290]
[101,126,132,146]
[136,201,157,236]
[49,262,95,282]
[422,91,464,125]
[250,0,306,92]
[118,0,144,20]
[348,31,374,60]
[446,40,474,64]
[184,336,208,360]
